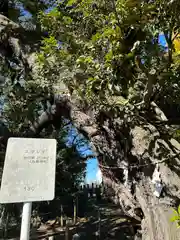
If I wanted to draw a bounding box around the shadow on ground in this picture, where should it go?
[0,198,141,239]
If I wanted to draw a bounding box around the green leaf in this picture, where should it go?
[92,33,101,42]
[48,8,60,18]
[177,222,180,228]
[172,208,179,216]
[63,16,73,25]
[95,63,100,69]
[67,0,77,6]
[178,205,180,215]
[105,50,113,62]
[170,215,180,222]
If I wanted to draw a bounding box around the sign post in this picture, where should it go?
[20,202,32,240]
[0,138,57,240]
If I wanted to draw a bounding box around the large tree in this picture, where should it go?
[1,0,180,239]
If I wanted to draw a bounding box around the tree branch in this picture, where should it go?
[172,31,180,42]
[0,14,19,31]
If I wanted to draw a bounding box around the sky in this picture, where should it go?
[66,125,101,184]
[159,34,167,48]
[85,158,100,183]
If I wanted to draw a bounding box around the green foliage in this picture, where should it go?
[170,206,180,228]
[173,129,180,142]
[35,0,180,113]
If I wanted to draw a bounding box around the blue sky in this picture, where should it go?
[159,34,167,48]
[66,126,99,183]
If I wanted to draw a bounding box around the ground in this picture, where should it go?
[4,199,140,239]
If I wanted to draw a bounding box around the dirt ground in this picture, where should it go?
[3,194,180,240]
[4,201,140,240]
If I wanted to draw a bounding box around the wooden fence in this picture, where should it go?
[78,182,104,198]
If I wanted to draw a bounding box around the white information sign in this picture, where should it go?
[0,138,57,203]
